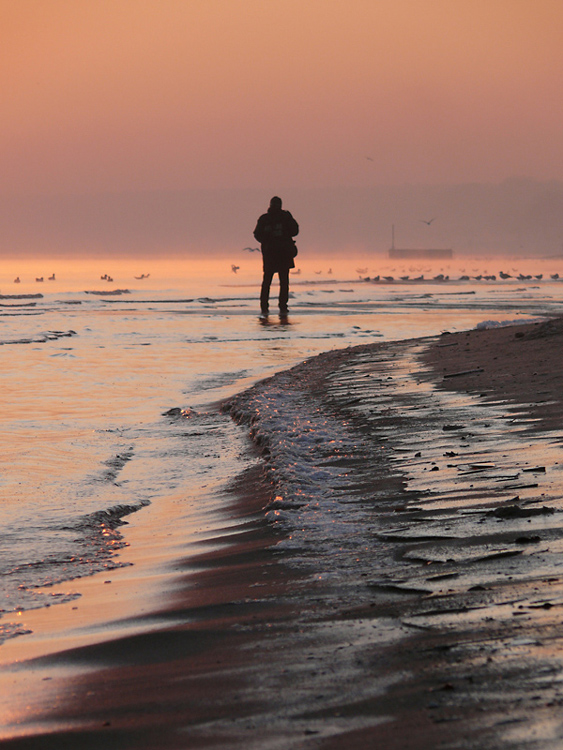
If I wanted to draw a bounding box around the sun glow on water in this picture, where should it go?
[1,249,563,648]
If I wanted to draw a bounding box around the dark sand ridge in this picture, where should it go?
[2,317,563,749]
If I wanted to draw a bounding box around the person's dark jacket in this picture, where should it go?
[253,207,299,272]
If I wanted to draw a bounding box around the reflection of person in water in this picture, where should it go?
[253,196,299,315]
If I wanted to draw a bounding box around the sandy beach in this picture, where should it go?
[3,316,563,749]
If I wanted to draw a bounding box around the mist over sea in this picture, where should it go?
[1,253,563,648]
[3,180,563,258]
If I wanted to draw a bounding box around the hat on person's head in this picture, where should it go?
[269,196,282,209]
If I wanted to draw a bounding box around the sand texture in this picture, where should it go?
[3,317,563,749]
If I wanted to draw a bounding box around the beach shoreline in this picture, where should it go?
[3,316,563,749]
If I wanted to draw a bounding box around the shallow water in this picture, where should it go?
[1,253,563,646]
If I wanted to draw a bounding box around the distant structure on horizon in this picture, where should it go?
[388,224,453,259]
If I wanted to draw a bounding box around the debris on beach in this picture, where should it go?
[488,504,555,519]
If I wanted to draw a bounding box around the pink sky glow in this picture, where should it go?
[3,0,563,196]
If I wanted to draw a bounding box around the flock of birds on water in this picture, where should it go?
[12,273,150,284]
[352,269,561,283]
[13,273,58,283]
[238,246,562,282]
[9,265,563,286]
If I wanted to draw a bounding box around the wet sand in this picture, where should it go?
[3,316,563,749]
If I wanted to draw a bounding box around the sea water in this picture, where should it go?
[1,253,563,646]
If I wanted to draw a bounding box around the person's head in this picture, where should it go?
[269,196,282,211]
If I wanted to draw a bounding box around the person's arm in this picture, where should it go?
[253,216,265,243]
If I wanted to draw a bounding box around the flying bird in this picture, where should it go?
[420,218,436,225]
[231,265,240,274]
[243,246,260,253]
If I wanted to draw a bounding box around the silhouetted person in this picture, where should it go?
[253,196,299,315]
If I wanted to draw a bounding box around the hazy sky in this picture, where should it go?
[3,0,563,196]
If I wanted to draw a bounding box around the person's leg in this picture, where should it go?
[278,269,289,312]
[260,268,274,312]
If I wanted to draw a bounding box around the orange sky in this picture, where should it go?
[3,0,563,195]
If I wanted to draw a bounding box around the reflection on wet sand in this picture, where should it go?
[223,317,563,747]
[318,323,563,746]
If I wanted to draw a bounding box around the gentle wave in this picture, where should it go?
[0,499,148,635]
[1,261,562,648]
